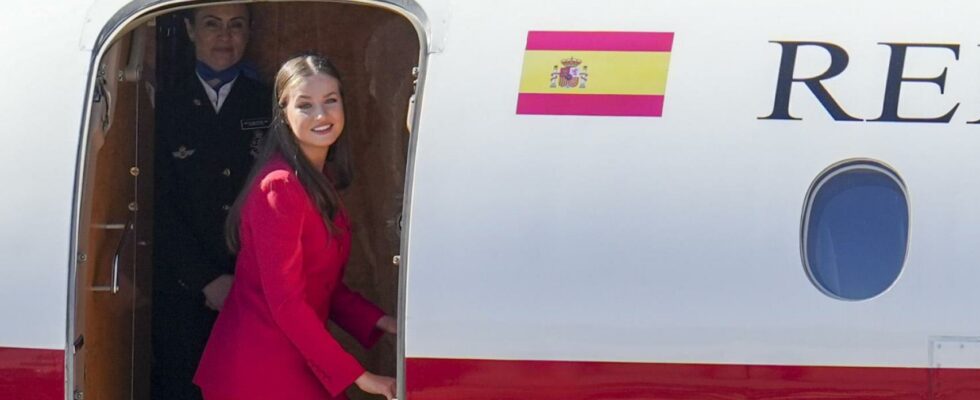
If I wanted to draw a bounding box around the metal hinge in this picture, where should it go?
[72,335,84,354]
[406,67,419,132]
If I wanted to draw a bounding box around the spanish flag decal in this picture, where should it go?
[516,31,674,117]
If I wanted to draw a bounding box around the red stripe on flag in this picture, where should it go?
[405,357,980,400]
[526,31,674,52]
[517,93,664,117]
[0,347,64,400]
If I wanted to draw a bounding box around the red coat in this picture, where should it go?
[194,157,385,400]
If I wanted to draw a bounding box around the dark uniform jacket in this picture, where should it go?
[152,74,271,400]
[154,75,271,294]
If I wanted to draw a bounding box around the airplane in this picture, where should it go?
[1,0,978,399]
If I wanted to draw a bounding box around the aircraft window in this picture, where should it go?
[801,160,909,301]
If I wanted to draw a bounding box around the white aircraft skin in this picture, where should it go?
[0,0,95,351]
[406,0,980,367]
[1,1,979,399]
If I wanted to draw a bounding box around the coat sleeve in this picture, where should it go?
[329,283,386,348]
[247,173,364,396]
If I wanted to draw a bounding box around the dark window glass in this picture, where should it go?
[803,161,909,300]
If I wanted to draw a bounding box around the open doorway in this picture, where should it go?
[71,2,422,399]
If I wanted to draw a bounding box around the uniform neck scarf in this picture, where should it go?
[196,60,240,90]
[196,61,259,90]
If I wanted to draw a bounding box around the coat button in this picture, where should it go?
[222,204,231,211]
[222,168,231,177]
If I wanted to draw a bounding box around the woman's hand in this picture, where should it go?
[354,371,396,400]
[376,315,397,335]
[202,274,234,311]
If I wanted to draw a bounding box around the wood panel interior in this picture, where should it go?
[76,32,138,400]
[75,23,155,400]
[134,22,157,400]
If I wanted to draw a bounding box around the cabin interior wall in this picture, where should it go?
[136,22,157,400]
[78,33,137,400]
[75,22,156,400]
[153,3,418,399]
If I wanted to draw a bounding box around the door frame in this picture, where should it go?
[67,0,432,399]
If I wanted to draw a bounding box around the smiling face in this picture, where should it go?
[282,73,346,164]
[185,4,250,71]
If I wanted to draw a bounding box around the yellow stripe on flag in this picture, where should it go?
[519,50,671,95]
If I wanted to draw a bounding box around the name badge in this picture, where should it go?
[241,118,271,131]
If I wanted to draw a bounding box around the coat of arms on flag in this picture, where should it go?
[550,57,588,89]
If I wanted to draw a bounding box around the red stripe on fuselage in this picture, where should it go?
[0,347,64,400]
[406,358,980,399]
[517,93,665,117]
[525,31,675,52]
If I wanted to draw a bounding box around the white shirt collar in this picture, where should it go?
[195,72,238,113]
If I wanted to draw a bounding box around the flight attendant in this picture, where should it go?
[152,4,271,400]
[194,54,397,400]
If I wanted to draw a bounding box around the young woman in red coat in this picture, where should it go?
[194,54,397,400]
